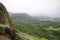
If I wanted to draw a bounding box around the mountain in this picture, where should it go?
[10,13,33,21]
[10,13,47,20]
[33,16,50,19]
[10,13,49,19]
[10,13,60,22]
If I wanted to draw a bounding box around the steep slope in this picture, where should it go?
[0,3,16,40]
[0,3,12,26]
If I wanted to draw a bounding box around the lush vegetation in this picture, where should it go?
[12,20,60,40]
[11,13,60,40]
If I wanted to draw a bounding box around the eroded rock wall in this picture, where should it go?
[0,3,12,26]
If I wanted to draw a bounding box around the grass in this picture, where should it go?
[17,32,48,40]
[0,24,7,27]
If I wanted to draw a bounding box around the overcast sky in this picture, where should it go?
[0,0,60,17]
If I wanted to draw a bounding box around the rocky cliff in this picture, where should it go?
[0,3,17,40]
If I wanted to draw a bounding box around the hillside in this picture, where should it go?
[12,18,60,40]
[0,3,33,40]
[10,13,40,24]
[0,3,21,40]
[10,13,60,22]
[8,12,60,40]
[11,13,32,20]
[1,2,60,40]
[10,13,60,40]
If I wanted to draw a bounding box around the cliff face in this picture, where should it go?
[0,11,5,24]
[0,3,12,26]
[0,3,16,40]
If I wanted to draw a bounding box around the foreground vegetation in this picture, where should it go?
[12,20,60,40]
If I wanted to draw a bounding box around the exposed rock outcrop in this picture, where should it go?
[0,3,12,26]
[0,3,17,40]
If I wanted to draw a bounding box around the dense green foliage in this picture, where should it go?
[12,20,60,40]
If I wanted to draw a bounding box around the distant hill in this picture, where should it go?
[10,13,49,19]
[33,16,50,19]
[11,13,31,18]
[10,13,60,22]
[10,13,33,21]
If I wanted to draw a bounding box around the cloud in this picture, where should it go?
[0,0,60,17]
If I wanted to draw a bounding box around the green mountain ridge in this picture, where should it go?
[10,13,60,22]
